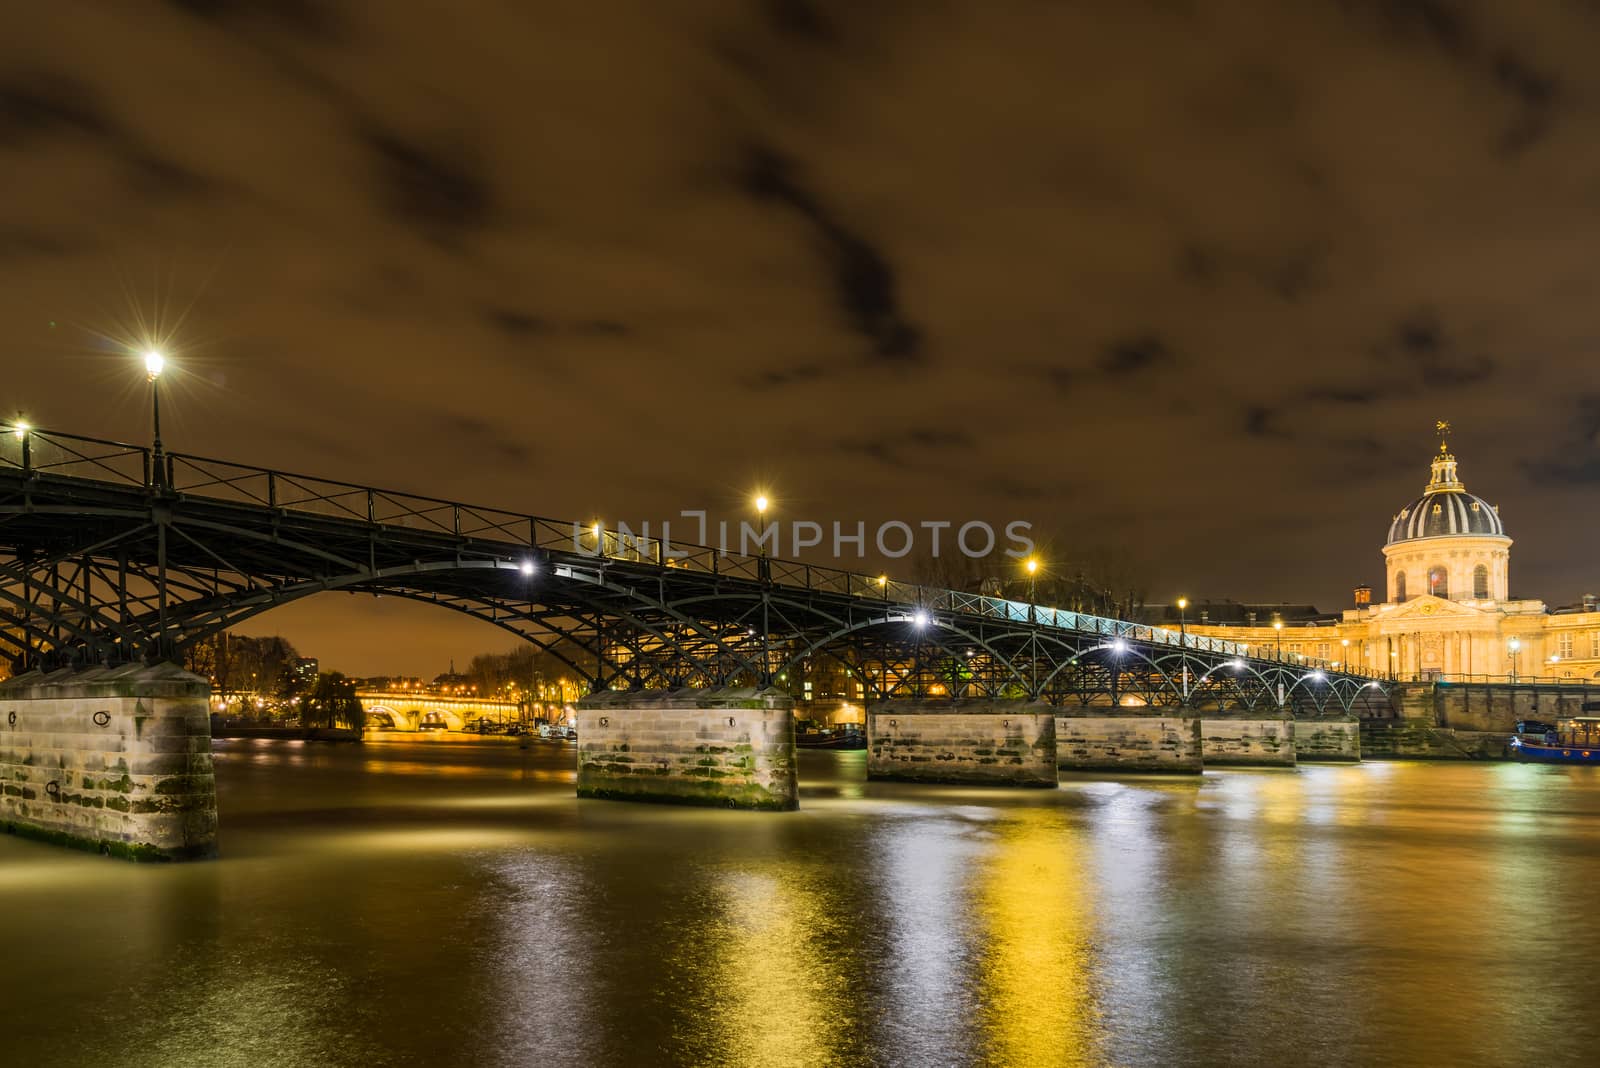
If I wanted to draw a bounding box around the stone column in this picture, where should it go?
[1293,716,1361,761]
[1054,708,1202,773]
[575,688,797,811]
[866,700,1057,787]
[1199,711,1296,767]
[0,663,217,861]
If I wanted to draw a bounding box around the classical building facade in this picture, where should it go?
[1184,436,1600,681]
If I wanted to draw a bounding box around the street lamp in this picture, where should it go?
[144,349,166,486]
[752,491,772,567]
[753,491,772,686]
[1273,619,1284,660]
[1509,637,1521,682]
[1176,597,1188,648]
[1024,556,1040,611]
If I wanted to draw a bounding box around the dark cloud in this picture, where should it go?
[1098,335,1174,377]
[748,362,829,389]
[363,126,494,242]
[164,0,343,37]
[0,75,112,146]
[1385,312,1495,388]
[740,143,922,363]
[762,0,837,43]
[837,426,975,469]
[484,308,549,337]
[1491,51,1559,155]
[436,415,531,465]
[1341,0,1471,55]
[1521,394,1600,485]
[1243,405,1287,440]
[1304,385,1381,406]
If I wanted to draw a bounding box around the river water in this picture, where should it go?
[3,738,1598,1067]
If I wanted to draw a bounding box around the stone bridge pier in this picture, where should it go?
[575,689,798,810]
[0,664,218,860]
[1054,709,1203,773]
[865,700,1058,787]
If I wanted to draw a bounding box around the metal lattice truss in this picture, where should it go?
[0,427,1391,715]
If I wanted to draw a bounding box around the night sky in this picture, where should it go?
[5,2,1599,675]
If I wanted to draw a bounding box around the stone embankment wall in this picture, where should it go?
[0,664,217,860]
[576,689,797,810]
[867,701,1057,786]
[1293,718,1361,762]
[1054,713,1201,773]
[1200,715,1296,767]
[1360,721,1514,760]
[1390,681,1600,733]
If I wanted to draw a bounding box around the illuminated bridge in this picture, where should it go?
[357,692,524,731]
[0,423,1393,849]
[0,424,1386,715]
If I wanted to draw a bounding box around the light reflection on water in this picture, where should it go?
[1,744,1599,1067]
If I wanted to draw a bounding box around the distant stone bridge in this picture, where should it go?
[358,692,522,731]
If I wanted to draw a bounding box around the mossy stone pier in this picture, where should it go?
[0,664,218,860]
[575,689,798,811]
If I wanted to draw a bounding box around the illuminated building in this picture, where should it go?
[1183,430,1600,680]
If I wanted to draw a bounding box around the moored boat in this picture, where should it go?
[796,726,866,750]
[1509,716,1600,764]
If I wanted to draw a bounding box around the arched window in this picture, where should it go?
[1473,564,1489,599]
[1395,571,1407,602]
[1427,565,1448,599]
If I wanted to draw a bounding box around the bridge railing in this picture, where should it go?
[3,424,1356,677]
[0,427,152,488]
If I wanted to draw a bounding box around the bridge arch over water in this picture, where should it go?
[0,426,1391,718]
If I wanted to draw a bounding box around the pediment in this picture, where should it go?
[1384,595,1490,621]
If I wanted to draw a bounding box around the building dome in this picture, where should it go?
[1385,443,1504,545]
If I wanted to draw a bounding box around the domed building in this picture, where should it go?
[1181,429,1600,681]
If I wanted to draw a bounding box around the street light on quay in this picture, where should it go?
[1509,637,1521,682]
[1273,619,1284,661]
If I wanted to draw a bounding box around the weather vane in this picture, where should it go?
[1435,419,1451,452]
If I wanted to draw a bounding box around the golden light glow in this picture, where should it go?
[1273,621,1284,631]
[10,421,26,440]
[1176,597,1187,610]
[143,349,165,379]
[693,870,849,1066]
[1025,557,1039,575]
[877,575,887,587]
[754,493,770,515]
[976,810,1101,1064]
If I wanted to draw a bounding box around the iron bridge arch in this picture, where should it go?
[0,427,1392,717]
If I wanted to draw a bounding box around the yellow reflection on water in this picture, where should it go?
[700,869,850,1068]
[975,809,1103,1066]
